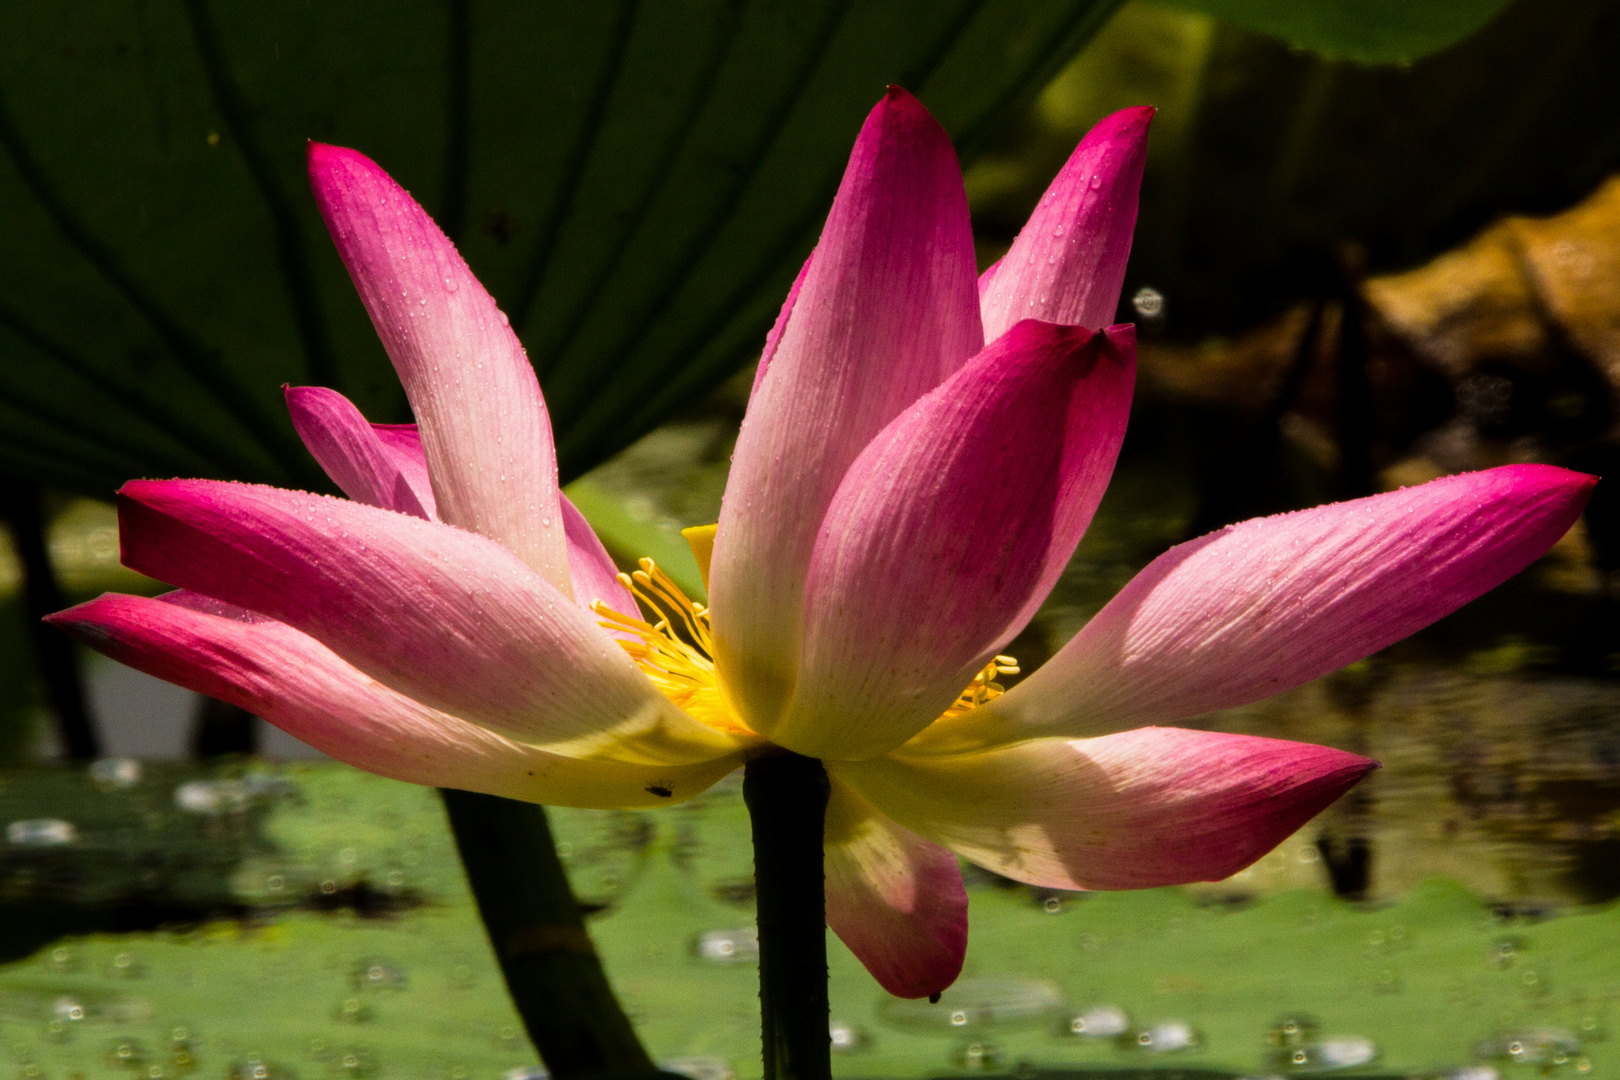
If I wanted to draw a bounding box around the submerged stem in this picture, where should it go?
[743,752,832,1080]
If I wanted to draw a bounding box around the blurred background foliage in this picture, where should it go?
[0,0,1138,495]
[2,0,1602,499]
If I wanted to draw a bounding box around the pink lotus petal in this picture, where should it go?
[285,386,435,519]
[751,250,814,400]
[560,493,638,619]
[708,88,984,733]
[116,478,746,764]
[835,728,1374,890]
[47,593,740,808]
[368,422,438,518]
[980,107,1153,339]
[355,428,628,618]
[287,387,626,616]
[772,321,1134,760]
[825,778,967,999]
[307,143,571,594]
[924,465,1595,749]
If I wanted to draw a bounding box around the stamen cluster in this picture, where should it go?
[595,558,1019,737]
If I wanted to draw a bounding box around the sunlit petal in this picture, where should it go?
[980,107,1152,338]
[915,465,1595,752]
[116,478,746,765]
[285,385,435,519]
[307,143,571,593]
[836,729,1374,890]
[775,322,1133,759]
[49,592,740,807]
[825,778,967,999]
[709,87,983,733]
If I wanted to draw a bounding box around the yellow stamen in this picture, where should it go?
[592,559,752,735]
[939,655,1020,719]
[595,558,1019,736]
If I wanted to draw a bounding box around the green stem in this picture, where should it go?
[440,789,660,1079]
[743,752,832,1080]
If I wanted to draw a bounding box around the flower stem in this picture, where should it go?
[440,789,660,1078]
[744,752,832,1080]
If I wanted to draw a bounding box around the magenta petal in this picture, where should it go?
[307,143,570,593]
[368,422,438,518]
[944,464,1596,746]
[708,88,984,733]
[560,493,638,619]
[772,321,1134,760]
[47,593,740,808]
[980,107,1152,339]
[289,386,632,617]
[115,478,743,763]
[286,386,435,519]
[836,729,1375,890]
[825,778,967,999]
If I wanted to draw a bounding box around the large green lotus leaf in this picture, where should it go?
[0,0,1125,496]
[1160,0,1514,63]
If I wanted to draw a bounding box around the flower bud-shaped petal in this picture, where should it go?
[980,107,1152,338]
[709,88,983,733]
[307,144,571,595]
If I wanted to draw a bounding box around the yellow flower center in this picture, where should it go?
[593,558,1018,739]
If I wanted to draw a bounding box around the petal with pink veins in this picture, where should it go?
[285,386,435,519]
[824,778,967,999]
[750,250,813,400]
[307,143,570,594]
[709,87,984,734]
[914,464,1595,752]
[980,107,1153,339]
[368,423,438,517]
[773,321,1134,760]
[834,728,1375,891]
[47,592,741,808]
[560,493,638,618]
[116,478,747,765]
[286,387,623,616]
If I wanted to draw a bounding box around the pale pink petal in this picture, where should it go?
[288,386,629,617]
[116,478,747,765]
[750,250,814,400]
[978,255,1002,292]
[307,143,570,594]
[824,778,966,999]
[834,728,1374,890]
[708,88,984,733]
[980,107,1153,340]
[771,321,1134,760]
[368,422,438,517]
[560,493,638,618]
[919,465,1595,751]
[47,592,740,808]
[285,385,434,519]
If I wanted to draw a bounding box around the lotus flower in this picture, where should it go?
[51,89,1592,1000]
